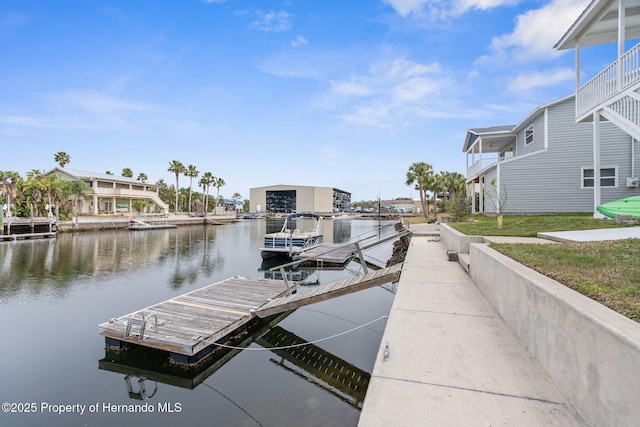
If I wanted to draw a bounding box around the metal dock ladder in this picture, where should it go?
[124,312,158,342]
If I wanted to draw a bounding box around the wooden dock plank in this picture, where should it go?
[99,264,403,360]
[254,264,403,318]
[98,275,297,356]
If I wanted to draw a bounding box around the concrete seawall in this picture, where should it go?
[441,223,640,426]
[55,214,237,233]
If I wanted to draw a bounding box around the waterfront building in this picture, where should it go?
[463,94,639,215]
[249,185,351,214]
[46,168,169,215]
[554,0,640,216]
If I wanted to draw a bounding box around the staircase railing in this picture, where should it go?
[607,95,640,126]
[577,42,640,119]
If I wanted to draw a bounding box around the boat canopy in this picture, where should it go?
[279,213,322,232]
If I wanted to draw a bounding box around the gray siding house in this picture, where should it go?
[463,95,640,215]
[554,0,640,217]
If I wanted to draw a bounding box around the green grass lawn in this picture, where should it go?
[449,213,633,237]
[448,214,640,323]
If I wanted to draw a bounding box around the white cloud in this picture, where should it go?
[332,81,373,97]
[321,57,456,128]
[382,0,520,18]
[0,115,50,127]
[489,0,589,63]
[453,0,520,14]
[291,35,308,48]
[382,0,430,17]
[50,90,158,114]
[506,67,574,91]
[249,10,291,32]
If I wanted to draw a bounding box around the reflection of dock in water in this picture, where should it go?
[98,312,291,390]
[257,326,370,408]
[99,316,370,409]
[99,266,401,365]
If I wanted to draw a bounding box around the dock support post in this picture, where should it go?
[353,243,368,274]
[279,267,292,295]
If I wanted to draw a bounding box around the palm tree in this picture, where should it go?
[405,162,433,219]
[137,172,148,183]
[168,160,185,214]
[426,172,444,218]
[185,164,199,215]
[122,168,133,178]
[440,171,466,212]
[0,171,20,222]
[68,180,90,227]
[24,169,45,219]
[213,177,225,206]
[54,151,70,168]
[199,172,214,216]
[132,199,149,216]
[232,192,241,211]
[42,174,64,220]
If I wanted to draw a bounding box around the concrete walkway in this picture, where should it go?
[539,226,640,242]
[358,226,585,426]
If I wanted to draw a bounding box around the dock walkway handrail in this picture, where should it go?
[269,223,409,271]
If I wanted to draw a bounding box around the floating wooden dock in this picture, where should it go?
[0,232,57,242]
[99,312,292,391]
[99,276,299,364]
[99,265,403,365]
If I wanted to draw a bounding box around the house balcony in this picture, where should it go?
[576,42,640,121]
[467,156,500,178]
[92,188,159,198]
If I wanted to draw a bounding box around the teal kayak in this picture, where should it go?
[596,196,640,219]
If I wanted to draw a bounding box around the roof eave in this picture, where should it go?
[554,0,608,50]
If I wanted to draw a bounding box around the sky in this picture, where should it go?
[1,0,608,202]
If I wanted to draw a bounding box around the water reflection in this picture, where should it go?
[0,220,397,427]
[99,318,370,409]
[0,226,229,298]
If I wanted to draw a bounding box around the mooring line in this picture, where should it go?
[198,316,388,351]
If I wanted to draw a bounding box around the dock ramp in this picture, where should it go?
[298,228,411,267]
[254,263,402,318]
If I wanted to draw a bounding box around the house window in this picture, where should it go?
[525,126,534,145]
[582,167,617,188]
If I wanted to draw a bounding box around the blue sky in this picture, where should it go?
[1,0,599,201]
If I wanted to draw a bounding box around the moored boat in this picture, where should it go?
[259,213,323,259]
[596,195,640,219]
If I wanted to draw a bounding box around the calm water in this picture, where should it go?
[0,218,397,427]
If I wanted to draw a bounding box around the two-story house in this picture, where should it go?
[47,168,169,215]
[464,94,640,214]
[554,0,640,216]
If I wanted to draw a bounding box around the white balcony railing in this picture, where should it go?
[92,188,158,198]
[577,42,640,118]
[467,157,499,177]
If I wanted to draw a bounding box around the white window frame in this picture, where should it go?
[581,166,618,188]
[524,125,534,145]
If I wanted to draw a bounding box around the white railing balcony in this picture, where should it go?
[576,42,640,119]
[92,188,159,198]
[467,157,499,177]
